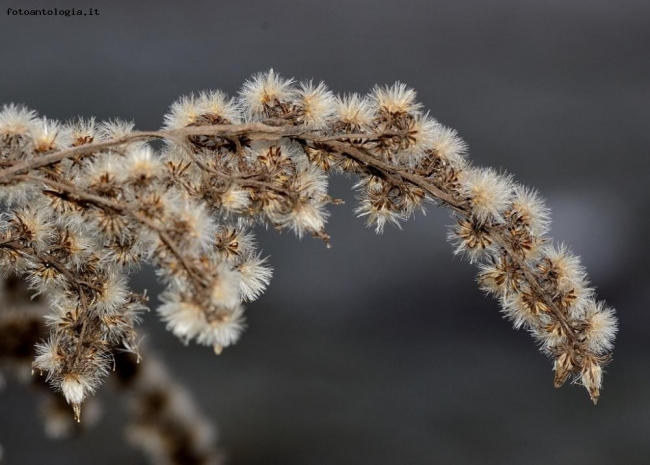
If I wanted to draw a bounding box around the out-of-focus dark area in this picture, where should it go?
[1,0,648,463]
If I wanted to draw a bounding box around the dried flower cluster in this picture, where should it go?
[0,70,617,426]
[0,274,221,464]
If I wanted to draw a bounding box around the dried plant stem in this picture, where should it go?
[316,139,582,355]
[9,124,578,354]
[0,126,381,181]
[0,72,617,419]
[17,174,209,288]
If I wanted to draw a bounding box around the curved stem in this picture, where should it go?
[8,123,578,353]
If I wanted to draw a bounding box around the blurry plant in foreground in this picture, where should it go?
[0,275,222,464]
[0,70,617,460]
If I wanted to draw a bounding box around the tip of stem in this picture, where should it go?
[313,229,331,248]
[72,404,81,423]
[213,344,223,355]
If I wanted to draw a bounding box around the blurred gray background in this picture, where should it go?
[1,0,649,464]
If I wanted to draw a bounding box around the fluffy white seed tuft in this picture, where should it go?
[295,81,336,129]
[158,290,245,351]
[458,167,513,224]
[124,146,164,186]
[238,69,296,121]
[0,103,38,138]
[63,117,98,147]
[208,262,241,310]
[371,82,421,115]
[430,123,468,167]
[164,90,240,130]
[220,185,251,214]
[583,300,618,355]
[539,243,590,294]
[237,252,273,302]
[93,272,129,314]
[334,93,374,132]
[30,118,67,153]
[509,185,551,237]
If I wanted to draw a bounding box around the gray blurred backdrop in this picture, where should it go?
[1,1,649,464]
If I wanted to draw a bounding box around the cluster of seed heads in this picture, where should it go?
[0,70,617,419]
